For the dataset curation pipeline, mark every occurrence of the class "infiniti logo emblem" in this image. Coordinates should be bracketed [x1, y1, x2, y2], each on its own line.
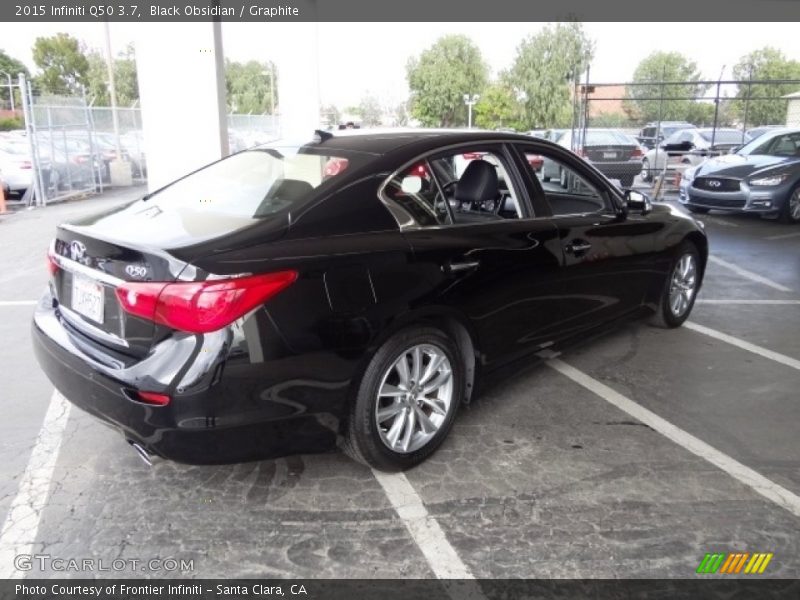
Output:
[708, 180, 722, 188]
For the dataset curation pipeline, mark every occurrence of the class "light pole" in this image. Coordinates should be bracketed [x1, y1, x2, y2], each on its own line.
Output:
[0, 71, 14, 112]
[463, 93, 479, 129]
[262, 64, 275, 115]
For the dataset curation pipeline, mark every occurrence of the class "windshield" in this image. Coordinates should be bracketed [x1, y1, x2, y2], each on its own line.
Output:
[147, 146, 356, 219]
[698, 130, 744, 145]
[737, 130, 800, 157]
[578, 130, 635, 146]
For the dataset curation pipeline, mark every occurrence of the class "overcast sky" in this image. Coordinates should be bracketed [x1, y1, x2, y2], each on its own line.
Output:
[1, 22, 798, 107]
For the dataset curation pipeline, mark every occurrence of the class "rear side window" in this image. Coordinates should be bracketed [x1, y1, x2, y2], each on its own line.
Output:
[148, 147, 355, 219]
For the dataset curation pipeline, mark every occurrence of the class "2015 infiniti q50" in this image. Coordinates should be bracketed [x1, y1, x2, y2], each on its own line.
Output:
[32, 130, 707, 470]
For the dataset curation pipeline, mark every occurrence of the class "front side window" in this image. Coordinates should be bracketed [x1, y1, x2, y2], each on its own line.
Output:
[383, 148, 523, 227]
[518, 145, 608, 216]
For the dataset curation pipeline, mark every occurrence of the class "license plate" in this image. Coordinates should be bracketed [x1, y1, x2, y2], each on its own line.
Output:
[71, 274, 104, 324]
[603, 152, 617, 159]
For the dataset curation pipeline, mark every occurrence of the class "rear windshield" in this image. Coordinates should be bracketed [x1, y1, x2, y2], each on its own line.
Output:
[579, 130, 634, 146]
[147, 147, 356, 218]
[698, 130, 743, 144]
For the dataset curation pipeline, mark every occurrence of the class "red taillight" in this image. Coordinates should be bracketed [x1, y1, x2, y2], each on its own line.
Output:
[136, 391, 171, 406]
[47, 248, 60, 276]
[115, 271, 298, 334]
[630, 147, 644, 158]
[72, 155, 88, 164]
[19, 161, 32, 169]
[462, 152, 484, 160]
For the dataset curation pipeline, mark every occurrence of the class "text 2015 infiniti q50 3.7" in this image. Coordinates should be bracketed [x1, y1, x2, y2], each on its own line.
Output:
[32, 130, 707, 470]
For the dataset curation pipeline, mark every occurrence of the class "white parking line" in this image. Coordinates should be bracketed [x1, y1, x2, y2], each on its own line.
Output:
[548, 359, 800, 519]
[685, 321, 800, 372]
[696, 299, 800, 305]
[372, 469, 476, 580]
[707, 255, 793, 293]
[766, 231, 800, 241]
[0, 391, 71, 579]
[0, 301, 36, 307]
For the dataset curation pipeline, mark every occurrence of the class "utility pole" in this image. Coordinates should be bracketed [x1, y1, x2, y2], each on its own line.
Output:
[104, 21, 131, 186]
[463, 94, 479, 129]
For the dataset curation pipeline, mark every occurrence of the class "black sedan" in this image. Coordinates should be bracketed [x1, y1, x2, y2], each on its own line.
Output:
[32, 130, 707, 470]
[680, 128, 800, 223]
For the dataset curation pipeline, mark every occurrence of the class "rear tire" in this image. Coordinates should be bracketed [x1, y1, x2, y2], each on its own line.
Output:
[650, 240, 700, 329]
[343, 326, 463, 471]
[641, 159, 651, 183]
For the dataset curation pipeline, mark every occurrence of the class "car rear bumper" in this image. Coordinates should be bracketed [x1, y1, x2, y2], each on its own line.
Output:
[591, 160, 642, 180]
[31, 291, 348, 464]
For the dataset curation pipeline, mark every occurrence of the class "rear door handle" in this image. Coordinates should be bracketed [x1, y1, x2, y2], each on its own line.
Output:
[565, 242, 592, 254]
[444, 260, 480, 274]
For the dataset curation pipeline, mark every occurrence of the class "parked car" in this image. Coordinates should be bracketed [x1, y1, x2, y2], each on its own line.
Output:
[544, 128, 644, 187]
[679, 128, 800, 223]
[641, 128, 749, 182]
[638, 121, 695, 150]
[0, 140, 54, 197]
[33, 129, 707, 470]
[120, 130, 147, 178]
[745, 125, 784, 142]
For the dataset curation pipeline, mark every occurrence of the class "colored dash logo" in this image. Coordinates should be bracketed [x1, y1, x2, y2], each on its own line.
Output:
[696, 552, 773, 574]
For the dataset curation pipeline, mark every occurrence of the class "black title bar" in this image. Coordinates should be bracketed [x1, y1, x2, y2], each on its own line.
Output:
[3, 0, 800, 22]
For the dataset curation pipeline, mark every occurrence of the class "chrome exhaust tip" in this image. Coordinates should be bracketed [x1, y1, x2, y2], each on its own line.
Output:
[128, 440, 154, 467]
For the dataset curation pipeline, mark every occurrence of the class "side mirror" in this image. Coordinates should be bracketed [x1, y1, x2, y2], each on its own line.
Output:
[624, 189, 652, 215]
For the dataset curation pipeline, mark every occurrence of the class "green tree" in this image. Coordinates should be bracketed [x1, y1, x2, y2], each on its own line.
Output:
[85, 44, 139, 106]
[225, 60, 278, 114]
[474, 81, 525, 131]
[623, 52, 709, 123]
[0, 49, 30, 109]
[357, 94, 383, 126]
[508, 22, 594, 129]
[733, 47, 800, 126]
[321, 104, 341, 128]
[406, 34, 488, 127]
[32, 33, 90, 95]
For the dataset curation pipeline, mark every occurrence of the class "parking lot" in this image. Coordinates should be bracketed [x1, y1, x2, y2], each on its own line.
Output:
[1, 187, 799, 580]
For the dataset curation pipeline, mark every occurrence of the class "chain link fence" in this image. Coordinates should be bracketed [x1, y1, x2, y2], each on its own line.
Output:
[1, 76, 281, 207]
[571, 77, 800, 197]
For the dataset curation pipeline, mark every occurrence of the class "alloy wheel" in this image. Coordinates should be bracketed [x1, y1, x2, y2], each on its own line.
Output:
[789, 188, 800, 222]
[375, 343, 453, 454]
[669, 253, 698, 318]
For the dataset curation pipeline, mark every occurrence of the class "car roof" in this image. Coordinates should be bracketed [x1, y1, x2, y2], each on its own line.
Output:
[259, 128, 558, 157]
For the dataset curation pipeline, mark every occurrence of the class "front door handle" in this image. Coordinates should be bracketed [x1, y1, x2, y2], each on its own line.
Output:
[565, 242, 592, 254]
[444, 259, 480, 274]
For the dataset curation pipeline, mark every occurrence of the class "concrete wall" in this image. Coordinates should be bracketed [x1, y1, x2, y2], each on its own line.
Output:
[135, 23, 228, 191]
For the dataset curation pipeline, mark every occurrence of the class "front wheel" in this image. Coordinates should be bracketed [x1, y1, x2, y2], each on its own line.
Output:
[650, 241, 700, 328]
[344, 327, 463, 471]
[641, 159, 651, 183]
[780, 186, 800, 224]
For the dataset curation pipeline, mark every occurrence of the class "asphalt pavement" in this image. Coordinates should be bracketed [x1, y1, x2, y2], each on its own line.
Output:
[0, 187, 798, 580]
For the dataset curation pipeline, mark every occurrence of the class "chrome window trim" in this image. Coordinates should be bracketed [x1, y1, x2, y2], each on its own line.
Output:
[52, 253, 125, 287]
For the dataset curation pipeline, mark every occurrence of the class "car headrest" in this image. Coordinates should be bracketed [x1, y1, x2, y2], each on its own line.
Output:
[266, 178, 314, 202]
[455, 159, 498, 204]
